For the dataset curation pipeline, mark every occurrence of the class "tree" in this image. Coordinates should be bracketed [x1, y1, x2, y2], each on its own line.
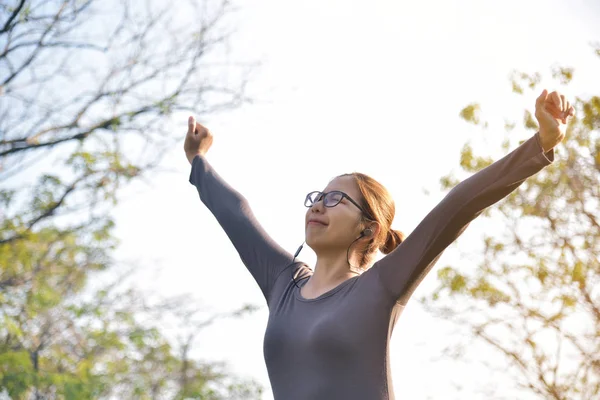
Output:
[0, 0, 260, 398]
[422, 46, 600, 400]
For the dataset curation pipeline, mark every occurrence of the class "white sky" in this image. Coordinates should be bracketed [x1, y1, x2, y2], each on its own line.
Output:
[109, 0, 600, 398]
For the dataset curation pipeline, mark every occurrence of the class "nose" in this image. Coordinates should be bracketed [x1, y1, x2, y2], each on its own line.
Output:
[309, 198, 324, 213]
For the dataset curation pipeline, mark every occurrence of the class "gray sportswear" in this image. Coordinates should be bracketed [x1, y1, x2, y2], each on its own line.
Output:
[189, 132, 554, 400]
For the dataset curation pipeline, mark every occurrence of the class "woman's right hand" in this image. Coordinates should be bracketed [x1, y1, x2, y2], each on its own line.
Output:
[184, 116, 213, 165]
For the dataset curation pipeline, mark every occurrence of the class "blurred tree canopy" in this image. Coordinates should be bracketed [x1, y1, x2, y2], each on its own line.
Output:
[0, 0, 260, 398]
[423, 46, 600, 399]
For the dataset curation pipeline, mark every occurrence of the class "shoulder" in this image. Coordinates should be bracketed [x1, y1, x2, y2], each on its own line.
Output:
[292, 262, 313, 282]
[272, 261, 312, 287]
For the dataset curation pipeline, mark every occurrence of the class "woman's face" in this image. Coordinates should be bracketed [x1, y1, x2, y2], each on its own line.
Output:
[305, 176, 364, 252]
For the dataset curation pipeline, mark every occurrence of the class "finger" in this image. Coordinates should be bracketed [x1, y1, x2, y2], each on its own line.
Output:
[560, 94, 567, 113]
[536, 89, 549, 109]
[188, 116, 196, 136]
[195, 122, 205, 136]
[565, 101, 574, 117]
[546, 108, 563, 123]
[551, 91, 562, 110]
[544, 102, 562, 118]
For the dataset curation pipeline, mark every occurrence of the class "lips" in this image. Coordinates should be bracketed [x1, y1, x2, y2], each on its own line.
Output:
[307, 219, 328, 226]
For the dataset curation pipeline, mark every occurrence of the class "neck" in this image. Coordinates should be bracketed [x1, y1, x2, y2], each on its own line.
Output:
[309, 247, 362, 289]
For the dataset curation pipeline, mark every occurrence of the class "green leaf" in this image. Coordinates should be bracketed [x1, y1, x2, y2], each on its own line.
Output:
[536, 262, 549, 284]
[559, 295, 577, 309]
[426, 55, 600, 400]
[459, 142, 494, 172]
[450, 274, 467, 292]
[439, 174, 460, 190]
[523, 110, 539, 130]
[509, 70, 541, 94]
[459, 103, 481, 125]
[551, 65, 574, 85]
[4, 316, 23, 338]
[571, 261, 586, 285]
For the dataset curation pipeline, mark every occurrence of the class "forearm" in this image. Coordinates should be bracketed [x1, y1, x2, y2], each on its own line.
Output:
[375, 132, 554, 304]
[188, 154, 292, 299]
[189, 154, 247, 219]
[445, 132, 553, 215]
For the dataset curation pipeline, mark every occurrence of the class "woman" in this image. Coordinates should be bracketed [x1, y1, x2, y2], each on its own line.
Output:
[184, 90, 574, 400]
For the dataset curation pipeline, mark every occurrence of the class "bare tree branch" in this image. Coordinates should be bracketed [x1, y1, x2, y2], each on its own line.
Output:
[0, 0, 26, 34]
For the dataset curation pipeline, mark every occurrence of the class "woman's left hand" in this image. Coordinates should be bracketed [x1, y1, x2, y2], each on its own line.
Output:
[535, 89, 576, 152]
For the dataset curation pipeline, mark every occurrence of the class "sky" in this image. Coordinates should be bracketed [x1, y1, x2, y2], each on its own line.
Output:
[107, 0, 600, 398]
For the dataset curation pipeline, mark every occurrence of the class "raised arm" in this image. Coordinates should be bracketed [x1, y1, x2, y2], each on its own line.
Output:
[373, 90, 575, 305]
[184, 117, 292, 303]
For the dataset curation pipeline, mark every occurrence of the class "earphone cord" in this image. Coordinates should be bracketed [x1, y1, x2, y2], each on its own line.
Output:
[291, 243, 306, 289]
[346, 235, 365, 275]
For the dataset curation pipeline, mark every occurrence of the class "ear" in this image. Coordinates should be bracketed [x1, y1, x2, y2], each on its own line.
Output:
[370, 222, 381, 238]
[362, 221, 381, 239]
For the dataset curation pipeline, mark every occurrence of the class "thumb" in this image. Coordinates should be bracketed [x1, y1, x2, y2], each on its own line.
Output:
[535, 89, 548, 109]
[188, 116, 196, 135]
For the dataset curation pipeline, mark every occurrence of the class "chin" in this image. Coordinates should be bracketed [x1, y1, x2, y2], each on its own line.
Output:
[305, 232, 331, 253]
[305, 232, 320, 249]
[305, 233, 316, 249]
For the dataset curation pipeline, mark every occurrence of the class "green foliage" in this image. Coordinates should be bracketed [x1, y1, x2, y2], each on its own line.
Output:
[0, 226, 261, 398]
[459, 103, 481, 125]
[437, 266, 468, 293]
[426, 50, 600, 400]
[0, 351, 34, 397]
[0, 0, 260, 398]
[458, 142, 494, 173]
[510, 70, 541, 94]
[581, 95, 600, 131]
[523, 109, 539, 131]
[551, 65, 574, 85]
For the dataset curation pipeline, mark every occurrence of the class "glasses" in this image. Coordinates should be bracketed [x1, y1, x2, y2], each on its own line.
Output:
[304, 191, 369, 216]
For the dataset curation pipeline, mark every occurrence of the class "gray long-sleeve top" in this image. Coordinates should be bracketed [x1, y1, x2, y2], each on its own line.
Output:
[189, 132, 554, 400]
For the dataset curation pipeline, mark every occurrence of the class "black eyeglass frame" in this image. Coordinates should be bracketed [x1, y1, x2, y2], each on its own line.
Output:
[304, 190, 372, 218]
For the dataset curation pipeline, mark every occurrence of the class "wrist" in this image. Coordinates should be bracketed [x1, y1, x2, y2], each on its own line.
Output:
[187, 152, 202, 165]
[538, 129, 557, 153]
